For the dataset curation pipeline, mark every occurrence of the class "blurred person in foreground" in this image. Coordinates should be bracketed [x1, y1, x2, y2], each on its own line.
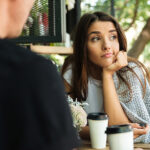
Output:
[0, 0, 80, 150]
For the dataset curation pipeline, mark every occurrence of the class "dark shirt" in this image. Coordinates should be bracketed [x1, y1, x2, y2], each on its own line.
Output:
[0, 39, 80, 150]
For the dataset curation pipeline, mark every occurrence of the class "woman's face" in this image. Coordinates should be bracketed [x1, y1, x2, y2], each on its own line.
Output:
[87, 21, 120, 68]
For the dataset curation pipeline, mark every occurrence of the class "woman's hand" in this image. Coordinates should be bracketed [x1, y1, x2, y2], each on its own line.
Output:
[103, 51, 128, 75]
[129, 123, 149, 139]
[79, 126, 90, 140]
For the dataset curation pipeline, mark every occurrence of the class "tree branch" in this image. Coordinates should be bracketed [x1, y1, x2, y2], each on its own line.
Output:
[124, 0, 139, 31]
[117, 0, 129, 20]
[128, 17, 150, 58]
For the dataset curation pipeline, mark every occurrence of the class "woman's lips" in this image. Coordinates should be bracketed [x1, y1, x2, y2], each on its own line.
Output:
[102, 53, 113, 58]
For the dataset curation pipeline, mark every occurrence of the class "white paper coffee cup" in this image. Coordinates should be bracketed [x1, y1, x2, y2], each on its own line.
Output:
[87, 112, 108, 149]
[106, 124, 133, 150]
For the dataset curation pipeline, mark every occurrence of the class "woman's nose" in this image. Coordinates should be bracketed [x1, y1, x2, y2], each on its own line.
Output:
[102, 39, 111, 51]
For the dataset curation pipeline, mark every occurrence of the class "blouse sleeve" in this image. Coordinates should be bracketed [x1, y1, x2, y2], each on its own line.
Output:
[115, 62, 150, 143]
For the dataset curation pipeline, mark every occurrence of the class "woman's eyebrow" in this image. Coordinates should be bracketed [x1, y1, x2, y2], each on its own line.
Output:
[88, 31, 100, 36]
[109, 29, 117, 33]
[88, 29, 117, 36]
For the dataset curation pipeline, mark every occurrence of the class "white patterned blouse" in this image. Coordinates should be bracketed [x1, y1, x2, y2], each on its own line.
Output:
[63, 62, 150, 143]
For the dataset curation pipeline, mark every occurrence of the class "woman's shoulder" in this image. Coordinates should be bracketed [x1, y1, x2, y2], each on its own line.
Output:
[61, 55, 73, 75]
[63, 64, 73, 84]
[122, 61, 146, 82]
[126, 61, 143, 74]
[64, 64, 72, 73]
[128, 61, 140, 68]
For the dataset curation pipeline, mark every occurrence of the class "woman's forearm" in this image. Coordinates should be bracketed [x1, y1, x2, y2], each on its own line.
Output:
[103, 71, 130, 125]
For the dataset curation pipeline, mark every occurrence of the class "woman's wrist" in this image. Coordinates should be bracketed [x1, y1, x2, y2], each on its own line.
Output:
[102, 69, 114, 78]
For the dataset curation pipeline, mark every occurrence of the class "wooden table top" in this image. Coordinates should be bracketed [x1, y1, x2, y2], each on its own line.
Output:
[79, 140, 150, 150]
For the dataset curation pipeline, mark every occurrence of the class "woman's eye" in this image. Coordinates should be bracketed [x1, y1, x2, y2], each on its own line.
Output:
[91, 37, 100, 42]
[110, 35, 117, 40]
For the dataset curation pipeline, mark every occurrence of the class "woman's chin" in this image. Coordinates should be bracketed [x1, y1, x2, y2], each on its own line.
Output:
[100, 61, 114, 68]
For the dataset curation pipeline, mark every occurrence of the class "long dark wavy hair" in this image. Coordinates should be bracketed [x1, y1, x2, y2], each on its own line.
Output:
[61, 11, 150, 102]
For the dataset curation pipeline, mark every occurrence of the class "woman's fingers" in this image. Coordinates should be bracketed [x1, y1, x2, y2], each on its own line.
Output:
[105, 51, 128, 74]
[116, 51, 128, 67]
[133, 126, 149, 135]
[132, 124, 149, 139]
[129, 123, 142, 129]
[133, 128, 147, 139]
[128, 123, 149, 139]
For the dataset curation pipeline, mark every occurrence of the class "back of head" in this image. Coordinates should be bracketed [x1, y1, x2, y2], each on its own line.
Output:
[0, 0, 35, 38]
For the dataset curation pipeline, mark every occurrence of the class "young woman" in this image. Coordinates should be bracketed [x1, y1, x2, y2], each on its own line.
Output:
[61, 12, 150, 143]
